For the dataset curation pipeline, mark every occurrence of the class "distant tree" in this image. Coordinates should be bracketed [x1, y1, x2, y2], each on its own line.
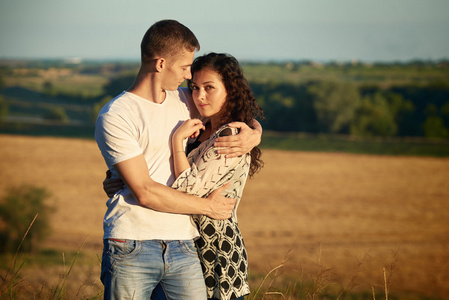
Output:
[441, 101, 449, 128]
[103, 75, 135, 97]
[262, 92, 295, 131]
[43, 107, 69, 123]
[308, 81, 360, 134]
[252, 82, 315, 132]
[0, 185, 53, 253]
[0, 96, 8, 124]
[42, 80, 54, 95]
[350, 93, 397, 137]
[383, 92, 415, 136]
[423, 104, 449, 138]
[385, 92, 414, 118]
[442, 101, 449, 115]
[0, 76, 5, 90]
[389, 83, 449, 136]
[423, 116, 449, 138]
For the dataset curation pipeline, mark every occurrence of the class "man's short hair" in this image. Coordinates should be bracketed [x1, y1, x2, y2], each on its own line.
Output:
[141, 20, 200, 64]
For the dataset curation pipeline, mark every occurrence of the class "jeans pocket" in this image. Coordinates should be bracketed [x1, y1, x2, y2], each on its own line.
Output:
[106, 239, 142, 260]
[178, 240, 199, 257]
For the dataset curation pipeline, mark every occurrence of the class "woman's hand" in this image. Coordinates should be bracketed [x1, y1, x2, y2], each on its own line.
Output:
[172, 119, 205, 178]
[103, 170, 125, 198]
[173, 119, 205, 143]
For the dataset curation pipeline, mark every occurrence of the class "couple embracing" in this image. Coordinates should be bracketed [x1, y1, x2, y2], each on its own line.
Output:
[95, 19, 263, 300]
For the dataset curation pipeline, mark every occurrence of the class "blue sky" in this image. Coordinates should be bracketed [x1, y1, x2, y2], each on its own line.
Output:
[1, 0, 448, 62]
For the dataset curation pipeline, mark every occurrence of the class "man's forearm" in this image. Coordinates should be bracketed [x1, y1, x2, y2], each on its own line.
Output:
[252, 119, 263, 136]
[114, 155, 208, 215]
[114, 154, 234, 219]
[214, 121, 262, 157]
[134, 179, 209, 215]
[133, 179, 234, 220]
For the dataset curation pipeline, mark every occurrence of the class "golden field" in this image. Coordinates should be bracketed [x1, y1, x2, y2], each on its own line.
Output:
[0, 134, 448, 299]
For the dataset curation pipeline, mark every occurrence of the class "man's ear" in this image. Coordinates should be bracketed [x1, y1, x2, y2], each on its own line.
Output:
[155, 58, 166, 72]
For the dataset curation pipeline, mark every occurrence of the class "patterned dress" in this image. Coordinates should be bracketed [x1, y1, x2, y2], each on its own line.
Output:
[172, 125, 251, 299]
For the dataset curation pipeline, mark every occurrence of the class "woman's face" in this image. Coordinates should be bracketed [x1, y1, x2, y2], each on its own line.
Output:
[191, 68, 227, 119]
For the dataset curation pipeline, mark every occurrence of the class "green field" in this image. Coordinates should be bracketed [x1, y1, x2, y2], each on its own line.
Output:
[261, 131, 449, 157]
[1, 59, 449, 156]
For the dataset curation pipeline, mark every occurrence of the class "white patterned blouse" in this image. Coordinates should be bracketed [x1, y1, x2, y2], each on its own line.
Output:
[172, 124, 251, 299]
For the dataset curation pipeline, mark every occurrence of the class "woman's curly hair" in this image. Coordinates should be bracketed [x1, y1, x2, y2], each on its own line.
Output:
[189, 52, 264, 177]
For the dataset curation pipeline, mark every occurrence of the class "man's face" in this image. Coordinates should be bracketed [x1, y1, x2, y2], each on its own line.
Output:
[162, 50, 195, 91]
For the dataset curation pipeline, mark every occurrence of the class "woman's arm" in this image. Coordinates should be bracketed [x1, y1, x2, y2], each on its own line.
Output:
[171, 119, 205, 178]
[172, 126, 248, 198]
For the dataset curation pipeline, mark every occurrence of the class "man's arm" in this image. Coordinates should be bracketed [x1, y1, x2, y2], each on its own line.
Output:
[114, 154, 235, 220]
[214, 120, 262, 158]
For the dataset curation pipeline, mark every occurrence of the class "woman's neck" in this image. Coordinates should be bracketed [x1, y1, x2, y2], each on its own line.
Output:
[198, 122, 217, 142]
[209, 115, 223, 133]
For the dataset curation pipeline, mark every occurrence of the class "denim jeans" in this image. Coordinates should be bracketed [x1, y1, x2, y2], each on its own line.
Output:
[101, 239, 206, 300]
[152, 283, 246, 300]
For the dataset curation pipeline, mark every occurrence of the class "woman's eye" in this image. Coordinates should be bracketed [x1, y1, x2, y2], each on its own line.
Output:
[205, 85, 214, 90]
[191, 85, 198, 90]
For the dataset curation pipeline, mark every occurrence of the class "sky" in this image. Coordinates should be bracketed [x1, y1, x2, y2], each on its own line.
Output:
[1, 0, 449, 63]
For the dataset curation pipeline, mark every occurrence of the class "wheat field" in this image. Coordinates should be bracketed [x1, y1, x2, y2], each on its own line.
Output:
[1, 134, 448, 299]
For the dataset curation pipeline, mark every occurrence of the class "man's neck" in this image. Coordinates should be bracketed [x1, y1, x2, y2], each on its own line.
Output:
[127, 69, 166, 104]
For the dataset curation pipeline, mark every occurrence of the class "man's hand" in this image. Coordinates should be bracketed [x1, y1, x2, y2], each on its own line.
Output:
[103, 170, 125, 198]
[206, 183, 236, 220]
[214, 121, 262, 158]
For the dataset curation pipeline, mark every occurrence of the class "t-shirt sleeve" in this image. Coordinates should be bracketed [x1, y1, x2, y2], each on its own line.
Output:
[95, 112, 143, 166]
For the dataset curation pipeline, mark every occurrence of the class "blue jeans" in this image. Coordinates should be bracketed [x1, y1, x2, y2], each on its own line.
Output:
[101, 239, 206, 300]
[152, 283, 246, 300]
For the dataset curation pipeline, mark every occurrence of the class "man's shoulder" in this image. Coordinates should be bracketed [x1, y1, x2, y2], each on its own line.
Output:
[99, 91, 126, 110]
[100, 92, 144, 114]
[97, 92, 140, 127]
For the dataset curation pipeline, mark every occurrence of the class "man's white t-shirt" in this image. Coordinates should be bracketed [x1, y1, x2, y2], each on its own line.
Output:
[95, 88, 199, 240]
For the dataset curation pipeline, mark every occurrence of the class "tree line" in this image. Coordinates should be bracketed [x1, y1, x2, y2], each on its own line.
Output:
[2, 64, 448, 140]
[251, 80, 449, 138]
[102, 75, 449, 138]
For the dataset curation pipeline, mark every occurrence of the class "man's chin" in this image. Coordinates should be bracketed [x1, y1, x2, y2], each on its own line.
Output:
[164, 86, 180, 91]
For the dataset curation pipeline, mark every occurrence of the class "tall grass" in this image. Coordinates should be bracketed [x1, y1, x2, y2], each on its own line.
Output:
[49, 238, 90, 299]
[0, 214, 37, 297]
[247, 247, 400, 300]
[0, 214, 102, 299]
[0, 223, 427, 299]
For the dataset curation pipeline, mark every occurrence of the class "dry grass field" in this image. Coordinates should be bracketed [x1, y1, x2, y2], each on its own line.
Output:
[0, 134, 448, 299]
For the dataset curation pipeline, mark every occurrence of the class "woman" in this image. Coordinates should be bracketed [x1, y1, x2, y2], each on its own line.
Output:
[104, 53, 263, 299]
[169, 52, 263, 299]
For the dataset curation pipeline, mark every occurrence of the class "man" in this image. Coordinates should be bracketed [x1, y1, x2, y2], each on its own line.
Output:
[95, 20, 262, 299]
